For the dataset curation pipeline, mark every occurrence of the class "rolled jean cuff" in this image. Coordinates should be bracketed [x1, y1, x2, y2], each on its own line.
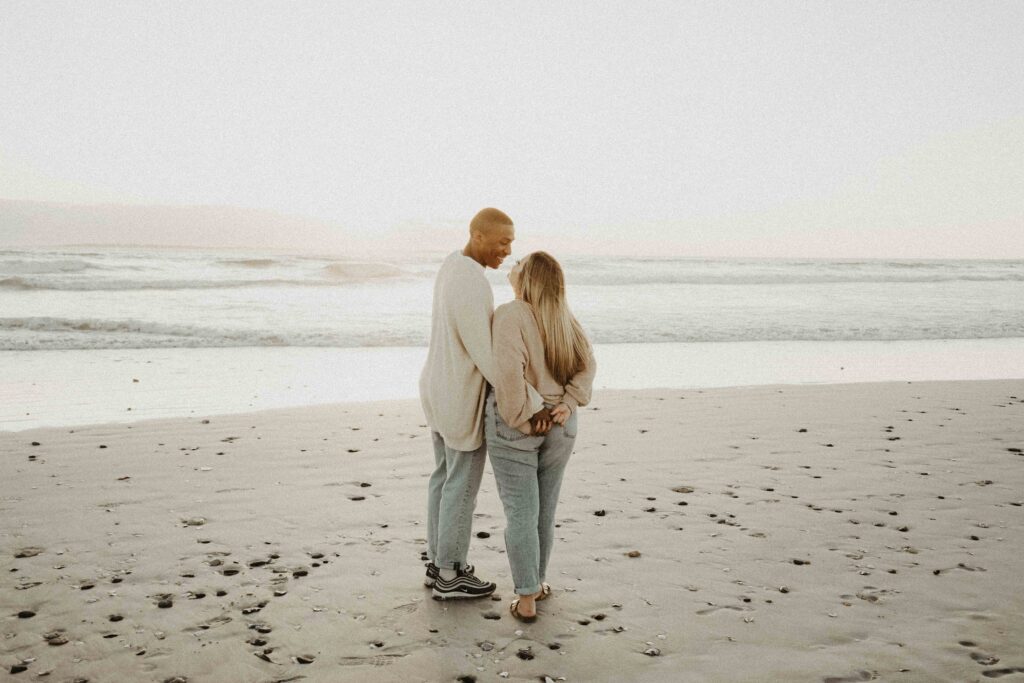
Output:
[516, 583, 542, 596]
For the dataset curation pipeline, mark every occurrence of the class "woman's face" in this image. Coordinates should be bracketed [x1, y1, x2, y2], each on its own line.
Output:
[508, 260, 525, 299]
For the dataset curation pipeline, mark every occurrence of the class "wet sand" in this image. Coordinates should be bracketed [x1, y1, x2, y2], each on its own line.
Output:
[2, 380, 1023, 682]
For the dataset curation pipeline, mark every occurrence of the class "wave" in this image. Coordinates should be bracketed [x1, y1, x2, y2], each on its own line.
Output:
[0, 317, 424, 349]
[220, 258, 280, 268]
[0, 276, 356, 291]
[0, 259, 97, 275]
[323, 262, 411, 280]
[2, 316, 1022, 351]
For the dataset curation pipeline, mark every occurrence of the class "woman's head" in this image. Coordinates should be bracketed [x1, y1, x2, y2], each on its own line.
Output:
[509, 251, 565, 306]
[511, 251, 589, 386]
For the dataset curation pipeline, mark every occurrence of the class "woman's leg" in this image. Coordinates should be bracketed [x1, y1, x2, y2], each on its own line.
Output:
[536, 422, 575, 585]
[489, 445, 542, 597]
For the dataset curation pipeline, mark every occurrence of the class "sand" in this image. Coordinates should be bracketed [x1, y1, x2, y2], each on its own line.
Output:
[2, 380, 1023, 682]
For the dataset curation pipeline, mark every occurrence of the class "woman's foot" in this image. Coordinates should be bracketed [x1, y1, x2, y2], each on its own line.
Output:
[510, 596, 537, 622]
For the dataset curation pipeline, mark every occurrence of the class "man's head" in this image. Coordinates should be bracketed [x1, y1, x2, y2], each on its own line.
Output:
[465, 207, 514, 269]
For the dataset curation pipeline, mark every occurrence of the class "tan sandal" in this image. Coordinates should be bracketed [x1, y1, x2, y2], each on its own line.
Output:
[534, 583, 552, 602]
[509, 598, 537, 623]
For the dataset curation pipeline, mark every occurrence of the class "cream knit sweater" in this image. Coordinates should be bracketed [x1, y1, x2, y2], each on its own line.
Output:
[492, 300, 596, 434]
[419, 251, 543, 451]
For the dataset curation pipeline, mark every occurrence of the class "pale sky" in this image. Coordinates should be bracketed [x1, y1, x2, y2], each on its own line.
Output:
[1, 2, 1022, 257]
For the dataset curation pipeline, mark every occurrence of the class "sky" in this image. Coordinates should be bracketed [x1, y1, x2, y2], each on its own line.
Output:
[1, 2, 1022, 258]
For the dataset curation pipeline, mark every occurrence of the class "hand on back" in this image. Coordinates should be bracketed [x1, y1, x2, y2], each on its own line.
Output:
[529, 407, 553, 435]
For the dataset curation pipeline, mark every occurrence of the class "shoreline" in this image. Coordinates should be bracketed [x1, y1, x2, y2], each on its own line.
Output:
[2, 381, 1022, 682]
[4, 338, 1024, 432]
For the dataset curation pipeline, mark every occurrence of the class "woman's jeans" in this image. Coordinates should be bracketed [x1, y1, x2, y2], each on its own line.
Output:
[485, 389, 578, 596]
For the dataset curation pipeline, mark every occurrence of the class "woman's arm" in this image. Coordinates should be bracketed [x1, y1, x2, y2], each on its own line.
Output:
[561, 340, 597, 411]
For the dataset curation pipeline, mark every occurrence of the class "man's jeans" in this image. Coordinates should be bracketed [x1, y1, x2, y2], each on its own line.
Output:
[427, 431, 486, 570]
[485, 389, 577, 596]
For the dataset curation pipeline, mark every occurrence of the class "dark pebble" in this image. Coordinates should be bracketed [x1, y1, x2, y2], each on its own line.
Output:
[594, 510, 606, 517]
[158, 599, 173, 608]
[516, 647, 534, 661]
[476, 531, 490, 539]
[109, 614, 123, 622]
[17, 610, 35, 618]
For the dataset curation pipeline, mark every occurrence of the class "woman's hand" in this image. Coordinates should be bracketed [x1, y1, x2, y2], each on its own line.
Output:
[550, 403, 571, 426]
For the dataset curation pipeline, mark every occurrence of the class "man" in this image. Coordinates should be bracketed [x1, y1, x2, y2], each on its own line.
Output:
[420, 207, 552, 599]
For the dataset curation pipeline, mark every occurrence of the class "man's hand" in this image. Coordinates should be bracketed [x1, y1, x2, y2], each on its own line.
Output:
[529, 407, 553, 435]
[550, 403, 571, 425]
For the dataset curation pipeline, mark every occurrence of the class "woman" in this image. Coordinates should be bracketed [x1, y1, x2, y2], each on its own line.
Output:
[486, 251, 596, 623]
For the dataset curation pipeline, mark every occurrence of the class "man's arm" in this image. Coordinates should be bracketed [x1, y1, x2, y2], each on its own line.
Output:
[452, 274, 498, 385]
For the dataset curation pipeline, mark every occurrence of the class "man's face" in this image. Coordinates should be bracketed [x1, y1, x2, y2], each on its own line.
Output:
[478, 224, 515, 269]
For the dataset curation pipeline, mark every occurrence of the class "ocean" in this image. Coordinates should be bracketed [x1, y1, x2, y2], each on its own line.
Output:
[2, 247, 1023, 430]
[3, 247, 1024, 350]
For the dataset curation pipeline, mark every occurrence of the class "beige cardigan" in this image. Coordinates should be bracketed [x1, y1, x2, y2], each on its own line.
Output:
[492, 299, 597, 434]
[419, 252, 543, 451]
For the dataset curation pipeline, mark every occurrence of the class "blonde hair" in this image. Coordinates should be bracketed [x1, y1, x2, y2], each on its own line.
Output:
[518, 252, 589, 385]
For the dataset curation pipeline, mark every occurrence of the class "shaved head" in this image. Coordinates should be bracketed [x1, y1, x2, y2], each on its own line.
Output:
[470, 207, 513, 235]
[464, 207, 515, 269]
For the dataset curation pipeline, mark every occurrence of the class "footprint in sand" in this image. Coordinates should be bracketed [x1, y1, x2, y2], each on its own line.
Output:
[696, 604, 748, 616]
[983, 669, 1024, 678]
[823, 671, 874, 683]
[338, 654, 405, 667]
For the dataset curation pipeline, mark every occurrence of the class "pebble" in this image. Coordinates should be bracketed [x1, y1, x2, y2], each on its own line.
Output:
[643, 647, 662, 656]
[626, 550, 641, 558]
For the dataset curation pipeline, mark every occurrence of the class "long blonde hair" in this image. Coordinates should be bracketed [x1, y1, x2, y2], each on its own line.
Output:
[518, 252, 589, 385]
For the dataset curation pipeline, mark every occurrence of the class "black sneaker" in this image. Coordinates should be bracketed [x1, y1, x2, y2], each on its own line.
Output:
[431, 563, 495, 600]
[424, 561, 474, 588]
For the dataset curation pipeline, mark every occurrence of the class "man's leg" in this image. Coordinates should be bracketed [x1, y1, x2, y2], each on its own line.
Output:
[434, 436, 486, 570]
[426, 432, 449, 564]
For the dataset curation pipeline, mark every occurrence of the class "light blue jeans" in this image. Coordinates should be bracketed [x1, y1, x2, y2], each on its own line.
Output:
[485, 388, 577, 596]
[427, 431, 486, 570]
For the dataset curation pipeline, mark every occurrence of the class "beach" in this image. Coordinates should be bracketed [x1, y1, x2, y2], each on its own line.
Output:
[3, 379, 1023, 682]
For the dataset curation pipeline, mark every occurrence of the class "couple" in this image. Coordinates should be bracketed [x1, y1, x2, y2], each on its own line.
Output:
[419, 207, 596, 623]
